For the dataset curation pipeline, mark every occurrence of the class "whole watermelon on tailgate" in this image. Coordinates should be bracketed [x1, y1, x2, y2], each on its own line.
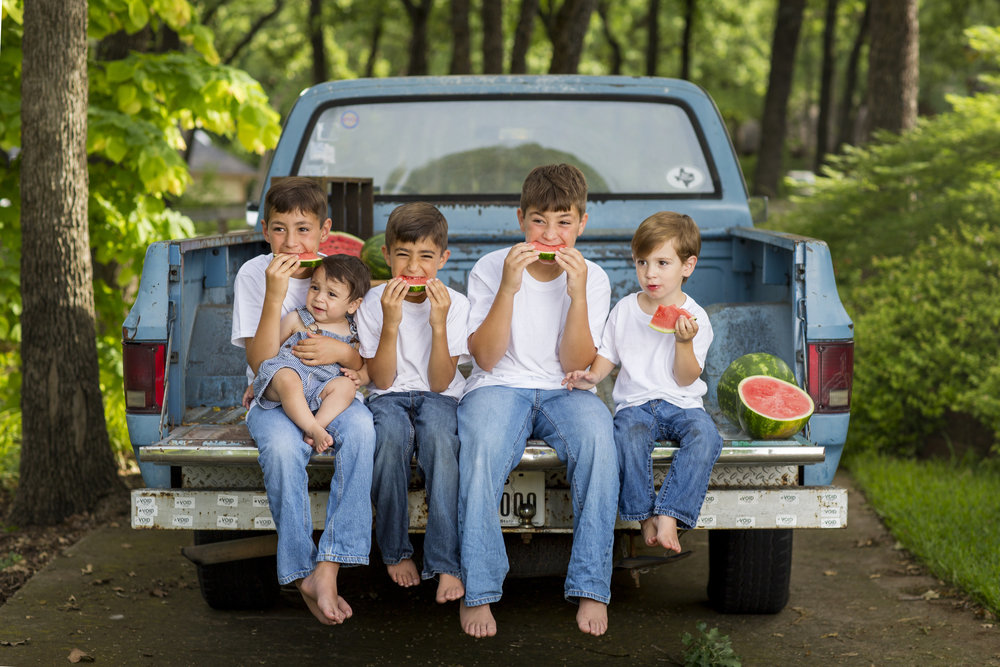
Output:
[361, 233, 392, 280]
[717, 352, 797, 427]
[319, 231, 364, 257]
[737, 375, 814, 439]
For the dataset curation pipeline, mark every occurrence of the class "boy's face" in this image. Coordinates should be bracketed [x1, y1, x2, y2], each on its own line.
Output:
[516, 205, 588, 250]
[262, 208, 332, 277]
[634, 238, 697, 304]
[382, 237, 449, 285]
[306, 267, 362, 324]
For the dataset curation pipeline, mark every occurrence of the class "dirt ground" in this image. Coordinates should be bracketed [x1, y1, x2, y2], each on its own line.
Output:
[1, 472, 998, 666]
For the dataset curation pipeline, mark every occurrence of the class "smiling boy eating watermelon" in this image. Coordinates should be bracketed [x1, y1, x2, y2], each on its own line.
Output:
[563, 211, 722, 556]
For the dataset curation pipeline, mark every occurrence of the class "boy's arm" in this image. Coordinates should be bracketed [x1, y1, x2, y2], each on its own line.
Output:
[245, 253, 300, 374]
[563, 354, 616, 391]
[468, 244, 536, 371]
[557, 249, 601, 372]
[366, 278, 407, 389]
[293, 335, 363, 370]
[672, 317, 703, 386]
[426, 279, 459, 393]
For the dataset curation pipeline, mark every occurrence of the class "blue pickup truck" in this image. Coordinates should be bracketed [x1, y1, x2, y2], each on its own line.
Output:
[123, 75, 853, 615]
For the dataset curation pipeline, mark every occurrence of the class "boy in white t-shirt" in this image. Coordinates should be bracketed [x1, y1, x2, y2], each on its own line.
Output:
[231, 177, 374, 626]
[457, 164, 618, 639]
[564, 211, 723, 555]
[355, 202, 469, 606]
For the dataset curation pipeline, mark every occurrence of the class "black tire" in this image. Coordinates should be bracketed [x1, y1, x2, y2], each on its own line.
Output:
[707, 529, 792, 614]
[193, 530, 281, 610]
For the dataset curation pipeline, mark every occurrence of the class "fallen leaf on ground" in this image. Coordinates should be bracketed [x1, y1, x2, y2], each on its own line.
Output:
[80, 564, 93, 576]
[1, 638, 29, 647]
[68, 648, 94, 663]
[823, 570, 837, 576]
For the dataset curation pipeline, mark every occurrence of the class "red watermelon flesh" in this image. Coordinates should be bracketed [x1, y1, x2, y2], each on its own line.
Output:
[648, 304, 696, 334]
[531, 241, 566, 260]
[319, 231, 364, 257]
[737, 375, 815, 439]
[297, 252, 323, 268]
[401, 275, 428, 292]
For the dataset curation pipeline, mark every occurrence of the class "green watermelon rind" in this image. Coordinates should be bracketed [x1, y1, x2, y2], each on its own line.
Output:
[716, 353, 796, 426]
[298, 253, 323, 268]
[361, 233, 392, 280]
[736, 375, 814, 439]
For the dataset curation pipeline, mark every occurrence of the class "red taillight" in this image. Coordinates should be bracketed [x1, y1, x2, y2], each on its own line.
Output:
[123, 343, 165, 413]
[807, 341, 853, 413]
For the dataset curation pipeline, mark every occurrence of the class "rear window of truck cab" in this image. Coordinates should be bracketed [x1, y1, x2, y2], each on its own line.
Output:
[296, 98, 717, 198]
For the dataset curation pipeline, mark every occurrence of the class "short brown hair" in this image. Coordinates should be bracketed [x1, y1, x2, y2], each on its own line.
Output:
[384, 202, 449, 252]
[263, 177, 327, 225]
[632, 212, 701, 281]
[317, 254, 371, 302]
[519, 164, 588, 216]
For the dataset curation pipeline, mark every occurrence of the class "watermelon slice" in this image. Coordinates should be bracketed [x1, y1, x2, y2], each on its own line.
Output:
[401, 275, 428, 292]
[737, 375, 815, 439]
[319, 231, 364, 257]
[297, 252, 323, 268]
[531, 241, 566, 260]
[648, 304, 696, 334]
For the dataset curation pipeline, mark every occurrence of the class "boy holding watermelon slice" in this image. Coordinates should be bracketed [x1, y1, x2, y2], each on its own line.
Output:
[564, 211, 723, 555]
[457, 164, 618, 639]
[355, 202, 470, 606]
[231, 177, 375, 626]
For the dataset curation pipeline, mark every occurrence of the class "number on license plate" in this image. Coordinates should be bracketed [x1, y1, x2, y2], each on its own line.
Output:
[499, 471, 545, 527]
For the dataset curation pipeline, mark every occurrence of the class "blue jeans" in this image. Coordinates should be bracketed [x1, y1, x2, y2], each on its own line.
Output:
[367, 391, 461, 579]
[614, 400, 723, 530]
[246, 398, 375, 585]
[457, 386, 618, 606]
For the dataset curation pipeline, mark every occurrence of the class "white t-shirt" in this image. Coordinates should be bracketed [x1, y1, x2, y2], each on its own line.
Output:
[464, 247, 611, 393]
[356, 283, 470, 400]
[599, 292, 713, 413]
[231, 253, 312, 382]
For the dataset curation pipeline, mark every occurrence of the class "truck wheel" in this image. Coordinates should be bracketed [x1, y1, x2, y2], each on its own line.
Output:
[707, 529, 792, 614]
[193, 530, 281, 610]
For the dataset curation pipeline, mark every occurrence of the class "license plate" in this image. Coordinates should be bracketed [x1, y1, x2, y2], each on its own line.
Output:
[499, 471, 545, 527]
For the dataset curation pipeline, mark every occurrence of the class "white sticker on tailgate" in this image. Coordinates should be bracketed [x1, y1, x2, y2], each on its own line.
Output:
[499, 471, 545, 527]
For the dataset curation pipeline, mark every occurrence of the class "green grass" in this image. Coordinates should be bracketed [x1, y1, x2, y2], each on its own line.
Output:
[849, 453, 1000, 614]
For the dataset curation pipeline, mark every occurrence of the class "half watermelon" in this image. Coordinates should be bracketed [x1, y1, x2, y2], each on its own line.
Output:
[648, 304, 696, 334]
[716, 352, 797, 427]
[736, 375, 814, 439]
[531, 241, 566, 260]
[319, 231, 364, 257]
[297, 252, 323, 268]
[401, 275, 428, 292]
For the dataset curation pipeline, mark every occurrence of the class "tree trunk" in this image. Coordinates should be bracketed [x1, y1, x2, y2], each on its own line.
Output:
[401, 0, 434, 76]
[814, 0, 839, 171]
[679, 0, 695, 80]
[598, 0, 622, 75]
[752, 0, 805, 198]
[834, 0, 869, 152]
[543, 0, 598, 74]
[224, 0, 287, 66]
[309, 0, 328, 84]
[864, 0, 918, 139]
[481, 0, 503, 73]
[365, 3, 386, 78]
[450, 0, 472, 74]
[13, 0, 122, 526]
[510, 0, 539, 74]
[645, 0, 660, 76]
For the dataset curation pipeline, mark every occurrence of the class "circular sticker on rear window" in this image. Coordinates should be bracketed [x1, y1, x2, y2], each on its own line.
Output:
[341, 110, 359, 129]
[666, 166, 705, 190]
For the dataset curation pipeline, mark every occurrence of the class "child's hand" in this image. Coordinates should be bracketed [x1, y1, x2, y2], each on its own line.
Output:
[241, 383, 254, 409]
[500, 243, 539, 296]
[425, 278, 451, 329]
[562, 369, 598, 391]
[674, 315, 698, 343]
[293, 334, 348, 366]
[380, 277, 408, 327]
[340, 366, 367, 389]
[554, 246, 588, 300]
[263, 253, 301, 300]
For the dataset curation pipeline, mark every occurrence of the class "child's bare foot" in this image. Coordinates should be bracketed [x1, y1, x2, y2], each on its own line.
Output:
[653, 514, 682, 553]
[387, 559, 420, 587]
[459, 600, 497, 638]
[435, 573, 465, 603]
[300, 561, 352, 624]
[576, 598, 609, 636]
[640, 516, 658, 546]
[303, 424, 334, 454]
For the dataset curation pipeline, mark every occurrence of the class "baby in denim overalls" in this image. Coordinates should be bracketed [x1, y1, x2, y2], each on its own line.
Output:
[253, 254, 371, 452]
